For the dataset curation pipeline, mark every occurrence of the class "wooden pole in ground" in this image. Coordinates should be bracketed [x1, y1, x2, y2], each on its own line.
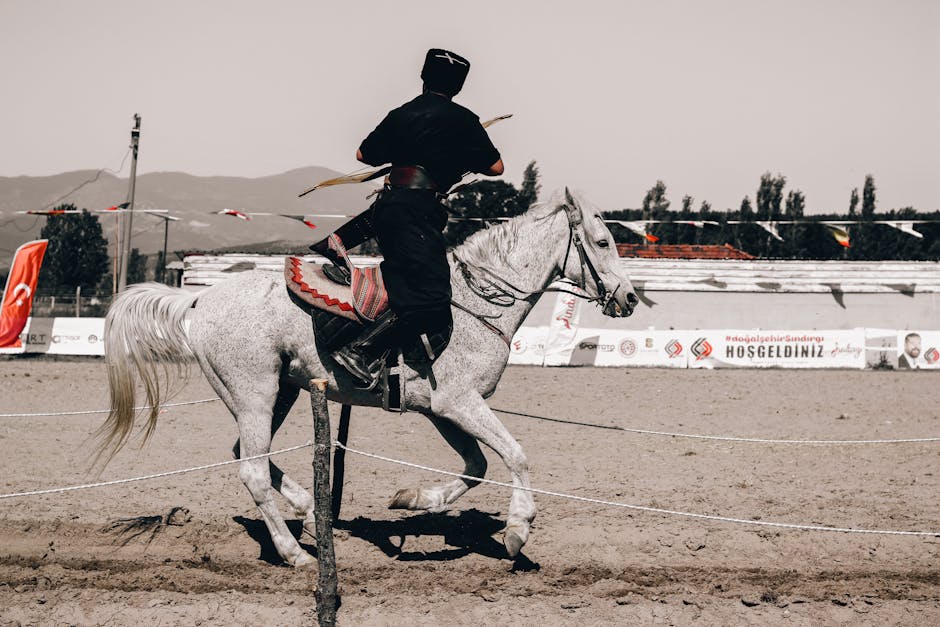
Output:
[331, 404, 352, 521]
[309, 378, 339, 626]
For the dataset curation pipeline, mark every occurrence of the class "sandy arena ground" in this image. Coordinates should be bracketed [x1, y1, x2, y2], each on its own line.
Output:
[0, 359, 938, 625]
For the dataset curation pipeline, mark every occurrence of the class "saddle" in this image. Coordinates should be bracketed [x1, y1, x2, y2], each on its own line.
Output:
[285, 234, 449, 411]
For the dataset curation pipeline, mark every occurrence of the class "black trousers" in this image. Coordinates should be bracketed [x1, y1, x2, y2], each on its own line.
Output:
[372, 188, 453, 339]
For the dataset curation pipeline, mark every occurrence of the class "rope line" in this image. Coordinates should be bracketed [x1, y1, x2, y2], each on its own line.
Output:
[0, 398, 221, 418]
[0, 442, 313, 500]
[3, 397, 938, 444]
[335, 442, 940, 537]
[492, 408, 940, 444]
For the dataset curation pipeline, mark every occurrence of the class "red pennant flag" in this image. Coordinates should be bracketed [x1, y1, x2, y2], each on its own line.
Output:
[0, 240, 48, 348]
[280, 215, 318, 229]
[219, 209, 251, 221]
[823, 223, 851, 248]
[645, 233, 660, 243]
[103, 201, 131, 212]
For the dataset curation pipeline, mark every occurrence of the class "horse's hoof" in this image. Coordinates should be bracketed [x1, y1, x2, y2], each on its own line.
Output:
[388, 488, 419, 510]
[504, 527, 527, 558]
[293, 552, 317, 569]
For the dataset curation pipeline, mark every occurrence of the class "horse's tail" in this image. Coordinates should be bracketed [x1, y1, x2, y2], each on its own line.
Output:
[95, 282, 200, 466]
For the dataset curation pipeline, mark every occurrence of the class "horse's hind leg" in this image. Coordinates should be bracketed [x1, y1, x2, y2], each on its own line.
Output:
[430, 389, 536, 558]
[389, 413, 487, 512]
[200, 354, 314, 568]
[266, 381, 317, 536]
[234, 381, 315, 532]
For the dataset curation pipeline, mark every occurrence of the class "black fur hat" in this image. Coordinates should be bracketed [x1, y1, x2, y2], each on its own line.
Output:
[420, 48, 470, 97]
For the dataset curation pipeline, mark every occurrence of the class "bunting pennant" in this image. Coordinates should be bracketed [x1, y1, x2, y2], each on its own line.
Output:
[280, 214, 318, 229]
[823, 223, 851, 248]
[0, 240, 48, 349]
[102, 202, 131, 212]
[677, 220, 719, 229]
[18, 209, 76, 215]
[614, 221, 659, 243]
[218, 209, 251, 221]
[885, 221, 924, 239]
[755, 221, 784, 242]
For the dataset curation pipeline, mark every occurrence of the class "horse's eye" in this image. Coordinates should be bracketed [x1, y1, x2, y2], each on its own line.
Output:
[597, 240, 610, 248]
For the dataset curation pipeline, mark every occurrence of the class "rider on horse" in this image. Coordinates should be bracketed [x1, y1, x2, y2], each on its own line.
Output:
[312, 48, 505, 387]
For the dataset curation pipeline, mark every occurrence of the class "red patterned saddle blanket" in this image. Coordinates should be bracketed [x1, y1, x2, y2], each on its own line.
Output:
[284, 235, 389, 323]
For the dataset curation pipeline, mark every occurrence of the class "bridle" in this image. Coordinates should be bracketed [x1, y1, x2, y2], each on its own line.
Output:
[452, 190, 624, 343]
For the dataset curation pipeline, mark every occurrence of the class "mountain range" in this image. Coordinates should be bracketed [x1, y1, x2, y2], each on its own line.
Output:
[0, 167, 376, 265]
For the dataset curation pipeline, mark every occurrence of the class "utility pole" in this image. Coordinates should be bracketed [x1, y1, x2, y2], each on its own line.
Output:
[146, 211, 179, 283]
[117, 114, 141, 293]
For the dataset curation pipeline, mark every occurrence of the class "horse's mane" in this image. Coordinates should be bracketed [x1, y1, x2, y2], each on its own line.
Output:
[454, 195, 563, 271]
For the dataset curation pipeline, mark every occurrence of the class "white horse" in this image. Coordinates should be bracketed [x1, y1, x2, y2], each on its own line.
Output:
[98, 189, 638, 567]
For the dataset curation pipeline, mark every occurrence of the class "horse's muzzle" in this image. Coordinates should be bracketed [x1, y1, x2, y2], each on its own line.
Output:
[603, 291, 638, 318]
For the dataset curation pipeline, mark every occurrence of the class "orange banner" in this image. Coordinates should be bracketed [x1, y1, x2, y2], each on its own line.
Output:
[0, 240, 49, 348]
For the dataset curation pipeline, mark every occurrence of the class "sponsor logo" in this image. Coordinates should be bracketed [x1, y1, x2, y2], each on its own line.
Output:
[926, 347, 940, 365]
[829, 342, 863, 357]
[553, 296, 577, 330]
[88, 334, 99, 344]
[25, 333, 47, 345]
[52, 334, 81, 344]
[619, 338, 637, 358]
[579, 342, 615, 352]
[511, 337, 528, 354]
[691, 337, 712, 360]
[644, 337, 654, 349]
[665, 339, 683, 358]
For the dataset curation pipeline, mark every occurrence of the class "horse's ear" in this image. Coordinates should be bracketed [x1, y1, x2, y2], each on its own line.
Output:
[563, 187, 583, 226]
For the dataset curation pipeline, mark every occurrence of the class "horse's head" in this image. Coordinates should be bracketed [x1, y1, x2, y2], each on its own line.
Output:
[558, 188, 638, 318]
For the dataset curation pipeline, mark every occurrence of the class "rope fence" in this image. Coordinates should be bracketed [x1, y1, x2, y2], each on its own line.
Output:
[0, 436, 936, 537]
[0, 398, 221, 418]
[334, 442, 940, 537]
[492, 407, 940, 444]
[0, 442, 312, 500]
[2, 396, 938, 445]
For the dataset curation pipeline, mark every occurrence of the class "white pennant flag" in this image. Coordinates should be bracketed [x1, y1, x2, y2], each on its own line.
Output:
[543, 291, 583, 366]
[614, 221, 659, 243]
[885, 221, 924, 238]
[755, 221, 784, 241]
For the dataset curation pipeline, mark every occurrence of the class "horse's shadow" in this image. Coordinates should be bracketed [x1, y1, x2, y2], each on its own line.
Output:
[233, 509, 539, 571]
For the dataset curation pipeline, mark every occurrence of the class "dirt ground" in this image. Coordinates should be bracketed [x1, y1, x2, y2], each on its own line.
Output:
[0, 359, 938, 626]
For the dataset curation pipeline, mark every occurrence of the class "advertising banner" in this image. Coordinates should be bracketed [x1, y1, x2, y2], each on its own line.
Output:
[1, 317, 106, 356]
[507, 326, 548, 366]
[542, 292, 583, 366]
[687, 329, 866, 369]
[896, 330, 940, 370]
[560, 328, 689, 367]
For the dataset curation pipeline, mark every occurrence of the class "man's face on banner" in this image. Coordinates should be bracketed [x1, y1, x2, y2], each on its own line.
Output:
[905, 334, 922, 359]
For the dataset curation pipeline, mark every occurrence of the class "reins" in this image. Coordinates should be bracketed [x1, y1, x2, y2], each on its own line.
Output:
[450, 192, 620, 343]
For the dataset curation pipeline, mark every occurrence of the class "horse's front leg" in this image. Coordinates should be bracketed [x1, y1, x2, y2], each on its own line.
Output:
[429, 389, 536, 558]
[389, 413, 487, 512]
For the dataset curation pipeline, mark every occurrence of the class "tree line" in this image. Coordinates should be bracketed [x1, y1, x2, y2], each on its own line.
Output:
[5, 166, 937, 294]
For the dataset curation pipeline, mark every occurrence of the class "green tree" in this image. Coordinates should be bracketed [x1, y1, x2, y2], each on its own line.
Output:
[784, 189, 806, 257]
[39, 204, 109, 292]
[848, 187, 859, 217]
[127, 248, 148, 285]
[642, 181, 670, 243]
[861, 174, 876, 220]
[445, 179, 529, 246]
[517, 160, 541, 210]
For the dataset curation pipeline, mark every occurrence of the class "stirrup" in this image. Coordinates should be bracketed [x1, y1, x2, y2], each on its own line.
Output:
[322, 262, 351, 286]
[332, 348, 385, 391]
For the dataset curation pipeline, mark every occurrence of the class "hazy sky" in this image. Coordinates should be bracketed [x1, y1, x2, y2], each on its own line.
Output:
[1, 0, 937, 214]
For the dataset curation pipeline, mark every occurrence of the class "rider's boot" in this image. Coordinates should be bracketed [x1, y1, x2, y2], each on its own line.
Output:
[331, 312, 401, 389]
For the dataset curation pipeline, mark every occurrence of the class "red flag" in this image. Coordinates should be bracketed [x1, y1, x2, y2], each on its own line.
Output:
[102, 201, 131, 212]
[219, 209, 251, 221]
[0, 240, 48, 348]
[645, 233, 660, 243]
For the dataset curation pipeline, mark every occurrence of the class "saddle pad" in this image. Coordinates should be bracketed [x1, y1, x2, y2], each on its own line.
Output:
[284, 256, 359, 321]
[285, 256, 391, 323]
[326, 234, 389, 323]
